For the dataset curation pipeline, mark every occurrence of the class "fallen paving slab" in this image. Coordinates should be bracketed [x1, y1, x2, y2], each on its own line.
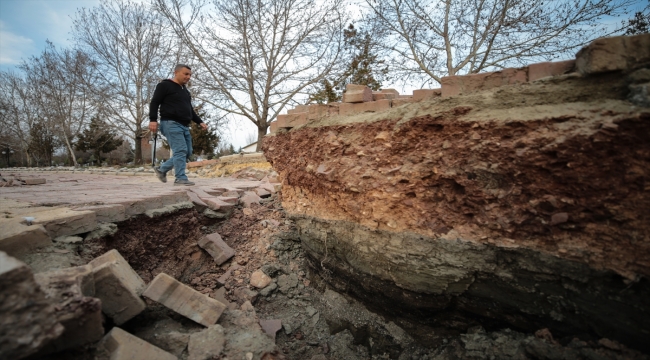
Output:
[90, 249, 147, 325]
[96, 327, 177, 360]
[197, 233, 235, 265]
[33, 264, 104, 356]
[28, 207, 97, 238]
[0, 251, 64, 360]
[143, 273, 227, 327]
[0, 220, 51, 257]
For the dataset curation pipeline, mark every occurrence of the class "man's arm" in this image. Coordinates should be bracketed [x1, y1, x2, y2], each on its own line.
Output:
[148, 82, 165, 132]
[191, 107, 208, 130]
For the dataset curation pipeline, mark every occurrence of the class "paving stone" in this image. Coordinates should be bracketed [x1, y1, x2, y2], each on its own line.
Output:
[97, 327, 177, 360]
[197, 233, 235, 265]
[413, 88, 442, 101]
[339, 99, 391, 116]
[23, 178, 46, 185]
[240, 191, 262, 208]
[201, 197, 233, 211]
[255, 188, 272, 198]
[441, 67, 528, 97]
[576, 34, 650, 75]
[187, 324, 225, 360]
[89, 249, 147, 325]
[0, 251, 64, 359]
[0, 220, 51, 257]
[259, 319, 282, 342]
[74, 204, 127, 222]
[528, 60, 576, 81]
[186, 191, 208, 211]
[33, 264, 104, 355]
[143, 273, 227, 327]
[342, 84, 373, 103]
[277, 112, 308, 128]
[29, 207, 97, 238]
[250, 270, 273, 289]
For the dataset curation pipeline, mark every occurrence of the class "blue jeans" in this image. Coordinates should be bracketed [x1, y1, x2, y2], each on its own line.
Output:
[159, 120, 192, 181]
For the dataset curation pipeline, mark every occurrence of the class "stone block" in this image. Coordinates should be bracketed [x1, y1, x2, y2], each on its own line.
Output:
[29, 208, 97, 238]
[97, 327, 177, 360]
[0, 251, 64, 359]
[74, 204, 127, 223]
[186, 191, 208, 212]
[202, 197, 233, 211]
[287, 104, 308, 114]
[0, 220, 51, 257]
[413, 88, 442, 101]
[306, 104, 338, 120]
[23, 178, 46, 185]
[255, 187, 271, 198]
[33, 265, 104, 355]
[270, 121, 279, 133]
[339, 99, 391, 116]
[391, 98, 415, 107]
[372, 92, 396, 101]
[576, 34, 650, 75]
[197, 233, 235, 265]
[188, 325, 225, 360]
[143, 273, 227, 327]
[276, 112, 308, 128]
[342, 84, 373, 103]
[528, 60, 576, 81]
[381, 88, 400, 95]
[90, 249, 147, 325]
[441, 67, 528, 97]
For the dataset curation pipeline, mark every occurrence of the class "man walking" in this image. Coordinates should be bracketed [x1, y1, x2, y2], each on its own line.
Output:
[149, 64, 207, 186]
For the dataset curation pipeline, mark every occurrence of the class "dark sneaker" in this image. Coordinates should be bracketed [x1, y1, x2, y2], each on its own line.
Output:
[174, 179, 195, 186]
[153, 167, 167, 183]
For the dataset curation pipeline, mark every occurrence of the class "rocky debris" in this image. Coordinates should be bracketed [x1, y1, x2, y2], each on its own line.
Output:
[250, 270, 273, 289]
[187, 324, 225, 360]
[145, 202, 194, 218]
[259, 319, 282, 341]
[33, 264, 104, 355]
[0, 251, 63, 359]
[89, 249, 147, 325]
[0, 220, 51, 257]
[96, 327, 177, 360]
[219, 303, 278, 360]
[240, 191, 262, 207]
[197, 232, 235, 265]
[143, 272, 227, 327]
[54, 235, 83, 244]
[85, 222, 118, 240]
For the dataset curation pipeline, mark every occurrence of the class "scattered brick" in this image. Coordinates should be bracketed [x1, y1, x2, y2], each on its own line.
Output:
[143, 273, 227, 327]
[89, 249, 147, 325]
[97, 327, 177, 360]
[198, 232, 235, 265]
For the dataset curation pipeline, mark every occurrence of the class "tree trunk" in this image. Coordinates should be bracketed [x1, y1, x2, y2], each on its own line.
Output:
[62, 135, 78, 167]
[134, 126, 143, 165]
[256, 125, 268, 152]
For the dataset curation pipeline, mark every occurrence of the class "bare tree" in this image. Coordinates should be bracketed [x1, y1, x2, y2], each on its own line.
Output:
[18, 42, 97, 166]
[365, 0, 637, 87]
[154, 0, 347, 151]
[0, 72, 40, 166]
[73, 0, 178, 164]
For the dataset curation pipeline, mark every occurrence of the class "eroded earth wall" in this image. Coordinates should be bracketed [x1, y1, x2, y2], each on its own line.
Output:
[263, 35, 650, 352]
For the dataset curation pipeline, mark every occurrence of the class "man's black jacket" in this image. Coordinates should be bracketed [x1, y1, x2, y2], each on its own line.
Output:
[149, 79, 203, 127]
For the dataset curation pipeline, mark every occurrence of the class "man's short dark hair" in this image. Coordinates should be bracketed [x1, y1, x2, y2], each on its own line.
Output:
[174, 64, 191, 72]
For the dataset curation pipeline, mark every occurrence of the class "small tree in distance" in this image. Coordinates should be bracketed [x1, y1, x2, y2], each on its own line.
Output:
[75, 116, 123, 164]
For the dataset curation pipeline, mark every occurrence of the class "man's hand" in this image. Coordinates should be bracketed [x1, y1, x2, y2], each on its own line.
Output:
[200, 123, 208, 131]
[149, 121, 158, 133]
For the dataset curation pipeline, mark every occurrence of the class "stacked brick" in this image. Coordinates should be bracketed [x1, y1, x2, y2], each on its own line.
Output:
[269, 33, 649, 134]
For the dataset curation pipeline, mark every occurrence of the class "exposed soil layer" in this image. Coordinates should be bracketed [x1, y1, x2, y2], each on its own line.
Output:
[262, 70, 650, 353]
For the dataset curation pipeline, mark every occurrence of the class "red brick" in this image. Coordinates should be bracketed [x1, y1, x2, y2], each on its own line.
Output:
[277, 112, 307, 128]
[413, 89, 442, 101]
[576, 34, 650, 75]
[98, 327, 177, 360]
[528, 60, 576, 81]
[90, 250, 147, 325]
[339, 99, 391, 116]
[197, 233, 235, 265]
[143, 273, 227, 326]
[342, 84, 373, 103]
[441, 67, 528, 97]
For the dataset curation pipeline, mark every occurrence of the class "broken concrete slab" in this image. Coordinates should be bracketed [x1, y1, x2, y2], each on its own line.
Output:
[85, 222, 118, 240]
[0, 220, 51, 257]
[28, 207, 97, 238]
[96, 327, 177, 360]
[145, 202, 194, 218]
[33, 264, 104, 355]
[0, 251, 64, 360]
[197, 233, 235, 265]
[187, 324, 225, 360]
[143, 273, 227, 327]
[74, 204, 127, 223]
[89, 249, 147, 325]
